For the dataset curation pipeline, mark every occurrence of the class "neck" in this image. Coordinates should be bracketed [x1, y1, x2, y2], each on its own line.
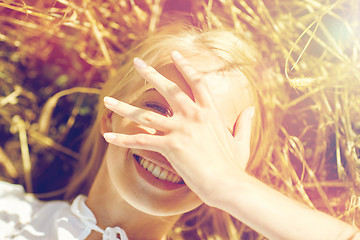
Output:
[85, 161, 181, 240]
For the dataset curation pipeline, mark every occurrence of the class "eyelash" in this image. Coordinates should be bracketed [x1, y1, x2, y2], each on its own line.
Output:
[145, 102, 171, 116]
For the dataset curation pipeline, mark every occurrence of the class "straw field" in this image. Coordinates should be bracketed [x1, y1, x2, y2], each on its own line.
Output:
[0, 0, 359, 238]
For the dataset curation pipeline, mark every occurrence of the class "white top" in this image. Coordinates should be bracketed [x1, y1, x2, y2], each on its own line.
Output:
[0, 181, 128, 240]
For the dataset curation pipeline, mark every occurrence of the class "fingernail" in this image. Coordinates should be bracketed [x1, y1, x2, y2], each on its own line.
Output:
[104, 96, 118, 106]
[248, 106, 255, 120]
[171, 51, 182, 59]
[134, 57, 147, 68]
[104, 133, 116, 141]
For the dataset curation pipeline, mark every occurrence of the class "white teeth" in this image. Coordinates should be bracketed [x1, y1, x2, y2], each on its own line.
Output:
[166, 172, 173, 182]
[136, 155, 182, 184]
[171, 174, 180, 183]
[147, 163, 155, 172]
[143, 160, 150, 169]
[158, 170, 168, 180]
[152, 166, 161, 178]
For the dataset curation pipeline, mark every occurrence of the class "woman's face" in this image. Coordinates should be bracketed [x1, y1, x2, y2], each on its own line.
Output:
[104, 51, 252, 216]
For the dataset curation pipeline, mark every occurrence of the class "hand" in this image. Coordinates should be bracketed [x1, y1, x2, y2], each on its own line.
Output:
[103, 51, 255, 205]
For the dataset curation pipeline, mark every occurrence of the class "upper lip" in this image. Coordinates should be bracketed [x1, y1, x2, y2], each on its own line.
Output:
[131, 149, 179, 176]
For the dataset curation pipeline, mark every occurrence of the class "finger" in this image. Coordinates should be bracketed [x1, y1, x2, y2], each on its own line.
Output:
[171, 51, 215, 108]
[233, 106, 255, 169]
[233, 106, 255, 147]
[133, 57, 194, 114]
[103, 132, 164, 152]
[104, 96, 173, 132]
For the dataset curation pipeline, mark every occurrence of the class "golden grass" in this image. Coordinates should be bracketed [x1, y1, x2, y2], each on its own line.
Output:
[0, 0, 359, 238]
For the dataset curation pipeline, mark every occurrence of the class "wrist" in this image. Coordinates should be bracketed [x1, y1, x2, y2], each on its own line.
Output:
[203, 169, 249, 208]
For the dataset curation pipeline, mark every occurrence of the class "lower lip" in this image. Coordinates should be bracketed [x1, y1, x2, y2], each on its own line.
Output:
[133, 156, 185, 191]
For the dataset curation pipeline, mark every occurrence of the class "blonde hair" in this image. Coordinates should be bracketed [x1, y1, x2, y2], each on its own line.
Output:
[64, 21, 277, 239]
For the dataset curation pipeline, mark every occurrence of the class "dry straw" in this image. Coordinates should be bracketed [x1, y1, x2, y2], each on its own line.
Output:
[0, 0, 359, 238]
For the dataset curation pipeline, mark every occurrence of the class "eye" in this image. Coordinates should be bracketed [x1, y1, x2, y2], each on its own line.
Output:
[145, 102, 172, 116]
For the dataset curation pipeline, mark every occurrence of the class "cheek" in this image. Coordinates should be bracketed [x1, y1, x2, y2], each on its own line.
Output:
[106, 117, 132, 169]
[112, 116, 131, 132]
[113, 116, 157, 135]
[106, 144, 129, 172]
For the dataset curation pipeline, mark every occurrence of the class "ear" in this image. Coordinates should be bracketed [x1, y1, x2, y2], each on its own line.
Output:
[100, 111, 113, 135]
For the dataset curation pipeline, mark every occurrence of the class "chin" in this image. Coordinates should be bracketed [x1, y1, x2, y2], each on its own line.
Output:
[106, 147, 203, 217]
[129, 192, 203, 217]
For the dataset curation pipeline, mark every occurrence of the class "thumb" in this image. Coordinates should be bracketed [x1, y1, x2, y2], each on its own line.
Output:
[233, 106, 255, 169]
[233, 106, 255, 144]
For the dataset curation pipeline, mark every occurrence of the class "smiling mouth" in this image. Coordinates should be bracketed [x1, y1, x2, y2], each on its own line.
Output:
[133, 154, 184, 184]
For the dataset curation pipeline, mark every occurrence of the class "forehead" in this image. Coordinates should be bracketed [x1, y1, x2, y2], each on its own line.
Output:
[150, 51, 252, 130]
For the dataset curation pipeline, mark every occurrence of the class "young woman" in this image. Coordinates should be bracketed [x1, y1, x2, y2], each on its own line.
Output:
[1, 24, 359, 240]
